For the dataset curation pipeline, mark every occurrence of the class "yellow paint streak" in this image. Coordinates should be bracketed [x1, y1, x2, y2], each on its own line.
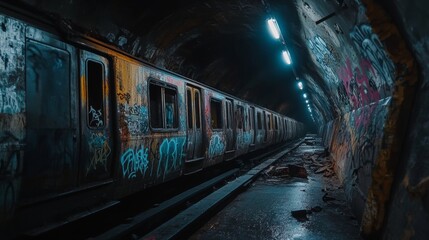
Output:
[360, 0, 419, 237]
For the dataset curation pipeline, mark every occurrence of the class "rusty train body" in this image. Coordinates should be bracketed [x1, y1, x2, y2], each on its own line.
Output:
[0, 5, 304, 238]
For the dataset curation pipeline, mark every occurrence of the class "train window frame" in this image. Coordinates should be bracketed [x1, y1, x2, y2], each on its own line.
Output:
[86, 59, 106, 129]
[257, 111, 262, 129]
[249, 106, 255, 130]
[186, 88, 193, 129]
[210, 97, 223, 130]
[148, 79, 179, 132]
[236, 105, 244, 130]
[195, 90, 202, 129]
[275, 116, 278, 130]
[267, 114, 272, 130]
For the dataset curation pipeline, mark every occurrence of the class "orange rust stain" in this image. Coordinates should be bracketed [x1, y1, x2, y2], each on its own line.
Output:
[360, 0, 419, 237]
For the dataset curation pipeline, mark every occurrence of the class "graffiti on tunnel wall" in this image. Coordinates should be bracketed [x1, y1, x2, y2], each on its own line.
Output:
[326, 98, 390, 215]
[307, 35, 352, 112]
[338, 58, 381, 108]
[350, 24, 395, 92]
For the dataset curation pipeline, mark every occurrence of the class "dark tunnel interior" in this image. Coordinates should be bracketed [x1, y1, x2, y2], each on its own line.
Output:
[1, 0, 429, 238]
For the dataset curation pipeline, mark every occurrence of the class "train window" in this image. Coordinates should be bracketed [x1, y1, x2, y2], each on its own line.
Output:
[267, 114, 272, 130]
[236, 105, 244, 129]
[275, 116, 278, 130]
[210, 98, 223, 129]
[149, 81, 178, 130]
[165, 88, 177, 128]
[187, 89, 193, 129]
[257, 112, 262, 129]
[87, 60, 105, 128]
[195, 91, 201, 129]
[249, 107, 255, 130]
[226, 100, 232, 129]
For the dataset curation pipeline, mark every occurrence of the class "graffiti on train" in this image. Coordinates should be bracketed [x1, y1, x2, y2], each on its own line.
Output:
[208, 134, 225, 158]
[0, 15, 25, 115]
[120, 146, 149, 179]
[157, 137, 186, 179]
[0, 150, 20, 220]
[237, 132, 252, 148]
[88, 106, 104, 127]
[119, 103, 149, 136]
[87, 132, 111, 174]
[0, 86, 24, 114]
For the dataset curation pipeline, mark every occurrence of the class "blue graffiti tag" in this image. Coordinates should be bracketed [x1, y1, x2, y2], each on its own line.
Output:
[120, 147, 149, 179]
[157, 137, 186, 179]
[87, 132, 111, 173]
[208, 134, 225, 158]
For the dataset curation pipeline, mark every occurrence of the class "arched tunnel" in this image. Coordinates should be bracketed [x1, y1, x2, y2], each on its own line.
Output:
[0, 0, 428, 239]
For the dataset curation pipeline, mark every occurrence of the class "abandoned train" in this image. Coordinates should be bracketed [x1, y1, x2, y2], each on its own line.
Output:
[0, 5, 305, 238]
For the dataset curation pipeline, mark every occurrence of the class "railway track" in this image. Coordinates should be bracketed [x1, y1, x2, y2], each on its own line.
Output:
[22, 139, 303, 240]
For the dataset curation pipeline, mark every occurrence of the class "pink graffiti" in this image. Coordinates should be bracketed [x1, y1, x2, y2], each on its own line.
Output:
[338, 59, 380, 108]
[354, 104, 376, 130]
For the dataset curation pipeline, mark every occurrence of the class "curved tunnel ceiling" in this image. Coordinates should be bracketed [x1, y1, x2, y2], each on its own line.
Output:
[15, 0, 369, 130]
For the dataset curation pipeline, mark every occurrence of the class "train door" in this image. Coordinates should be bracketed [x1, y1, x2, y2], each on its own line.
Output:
[23, 30, 78, 198]
[225, 99, 235, 154]
[79, 50, 114, 184]
[185, 85, 204, 162]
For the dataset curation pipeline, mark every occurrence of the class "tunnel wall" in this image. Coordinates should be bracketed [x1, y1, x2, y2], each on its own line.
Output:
[380, 1, 429, 239]
[298, 0, 418, 238]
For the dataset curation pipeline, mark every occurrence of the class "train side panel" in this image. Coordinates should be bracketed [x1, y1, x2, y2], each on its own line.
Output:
[0, 13, 26, 223]
[114, 57, 187, 196]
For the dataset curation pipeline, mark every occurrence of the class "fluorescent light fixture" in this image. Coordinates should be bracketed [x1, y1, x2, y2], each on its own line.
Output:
[282, 50, 292, 65]
[267, 18, 281, 39]
[305, 100, 309, 103]
[303, 93, 307, 98]
[298, 81, 303, 90]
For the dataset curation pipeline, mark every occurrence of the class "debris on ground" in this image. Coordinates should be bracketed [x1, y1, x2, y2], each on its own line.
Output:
[291, 209, 311, 222]
[264, 163, 308, 179]
[288, 164, 308, 178]
[311, 206, 322, 212]
[322, 193, 336, 202]
[291, 206, 323, 222]
[269, 166, 289, 177]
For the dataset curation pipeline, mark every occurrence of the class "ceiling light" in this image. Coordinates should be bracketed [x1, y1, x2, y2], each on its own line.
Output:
[298, 81, 303, 90]
[303, 93, 307, 98]
[305, 100, 309, 103]
[267, 18, 281, 39]
[282, 50, 292, 65]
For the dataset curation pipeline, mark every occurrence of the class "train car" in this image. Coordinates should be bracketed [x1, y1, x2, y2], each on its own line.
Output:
[0, 5, 305, 238]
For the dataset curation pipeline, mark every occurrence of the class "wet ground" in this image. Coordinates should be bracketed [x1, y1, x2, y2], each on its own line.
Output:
[189, 136, 362, 240]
